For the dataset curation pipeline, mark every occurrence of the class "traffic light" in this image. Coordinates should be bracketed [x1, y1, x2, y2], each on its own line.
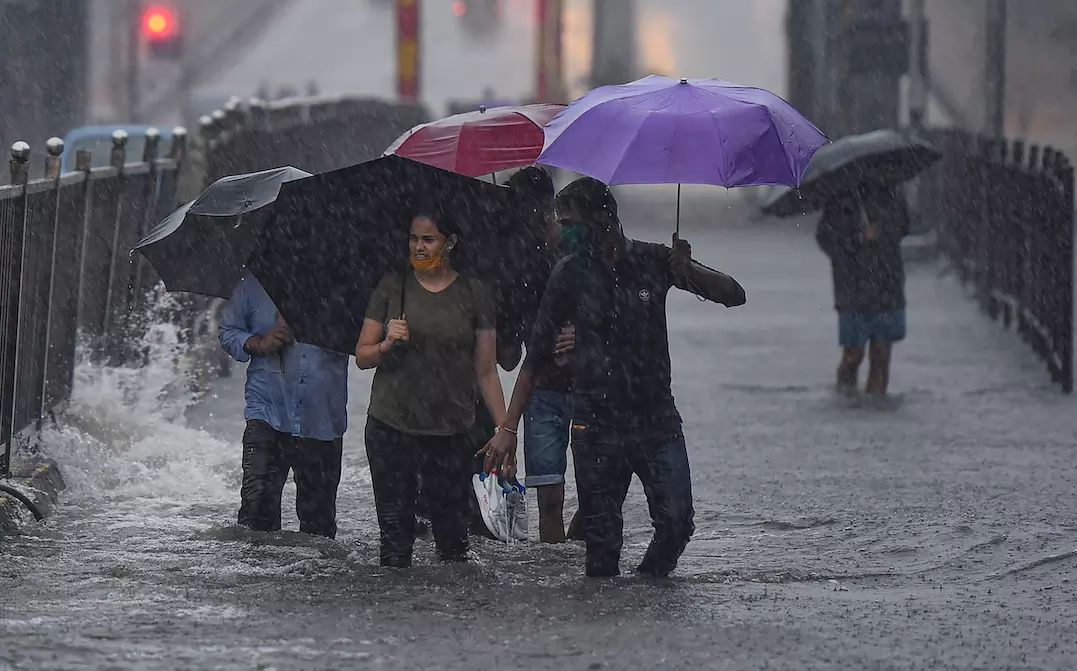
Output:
[143, 5, 183, 60]
[453, 0, 501, 35]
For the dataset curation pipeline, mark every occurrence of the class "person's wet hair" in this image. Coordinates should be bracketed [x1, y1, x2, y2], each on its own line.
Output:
[506, 166, 555, 201]
[411, 205, 460, 239]
[554, 177, 619, 226]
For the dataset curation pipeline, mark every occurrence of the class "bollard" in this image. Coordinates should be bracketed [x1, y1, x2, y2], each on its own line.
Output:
[142, 127, 161, 164]
[170, 126, 187, 163]
[44, 137, 65, 179]
[9, 141, 30, 185]
[109, 129, 128, 169]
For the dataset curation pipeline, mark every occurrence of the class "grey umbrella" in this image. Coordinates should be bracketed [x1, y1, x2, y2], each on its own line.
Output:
[134, 166, 311, 298]
[762, 129, 942, 217]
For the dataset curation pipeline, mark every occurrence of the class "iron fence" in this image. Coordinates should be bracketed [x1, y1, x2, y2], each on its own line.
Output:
[0, 128, 186, 477]
[915, 128, 1075, 391]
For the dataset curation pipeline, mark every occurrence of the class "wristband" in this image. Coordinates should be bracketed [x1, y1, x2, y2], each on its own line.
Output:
[498, 425, 518, 436]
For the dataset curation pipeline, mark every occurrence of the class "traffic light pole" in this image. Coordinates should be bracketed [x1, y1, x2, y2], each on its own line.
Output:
[984, 0, 1007, 138]
[126, 0, 141, 122]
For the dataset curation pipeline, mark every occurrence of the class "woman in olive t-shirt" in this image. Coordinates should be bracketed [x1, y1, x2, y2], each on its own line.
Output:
[355, 211, 508, 568]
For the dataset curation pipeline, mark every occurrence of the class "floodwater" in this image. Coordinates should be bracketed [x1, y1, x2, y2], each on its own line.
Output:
[3, 196, 1076, 670]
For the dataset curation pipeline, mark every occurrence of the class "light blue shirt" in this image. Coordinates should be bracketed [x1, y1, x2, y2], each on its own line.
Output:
[218, 270, 349, 441]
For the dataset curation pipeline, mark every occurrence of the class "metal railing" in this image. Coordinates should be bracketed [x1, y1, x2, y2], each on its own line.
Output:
[0, 128, 187, 477]
[914, 128, 1075, 392]
[201, 94, 430, 180]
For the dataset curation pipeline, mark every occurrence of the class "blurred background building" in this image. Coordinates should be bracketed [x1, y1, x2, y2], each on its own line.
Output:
[2, 0, 1075, 161]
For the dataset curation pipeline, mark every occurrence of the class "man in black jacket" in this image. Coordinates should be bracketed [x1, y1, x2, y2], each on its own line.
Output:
[480, 178, 746, 578]
[815, 184, 910, 394]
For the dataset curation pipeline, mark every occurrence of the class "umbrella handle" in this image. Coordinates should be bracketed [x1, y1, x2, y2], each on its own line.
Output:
[675, 183, 681, 237]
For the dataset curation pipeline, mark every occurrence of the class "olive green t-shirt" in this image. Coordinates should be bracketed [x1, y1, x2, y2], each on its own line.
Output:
[365, 272, 495, 436]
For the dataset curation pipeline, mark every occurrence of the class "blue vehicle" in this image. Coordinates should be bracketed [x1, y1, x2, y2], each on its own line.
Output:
[60, 124, 174, 173]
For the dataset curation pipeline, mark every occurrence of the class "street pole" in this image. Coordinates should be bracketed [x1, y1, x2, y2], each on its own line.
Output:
[590, 0, 637, 88]
[396, 0, 420, 103]
[984, 0, 1007, 138]
[907, 0, 927, 130]
[535, 0, 564, 102]
[809, 0, 830, 135]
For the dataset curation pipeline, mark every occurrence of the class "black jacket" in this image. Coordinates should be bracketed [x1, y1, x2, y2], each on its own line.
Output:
[815, 189, 910, 313]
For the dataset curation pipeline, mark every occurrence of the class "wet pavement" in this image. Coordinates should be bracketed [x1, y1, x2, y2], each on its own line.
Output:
[2, 195, 1076, 669]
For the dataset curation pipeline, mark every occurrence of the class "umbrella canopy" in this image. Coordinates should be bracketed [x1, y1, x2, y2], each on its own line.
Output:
[537, 75, 827, 188]
[133, 166, 311, 298]
[246, 155, 524, 354]
[384, 103, 566, 177]
[762, 130, 943, 217]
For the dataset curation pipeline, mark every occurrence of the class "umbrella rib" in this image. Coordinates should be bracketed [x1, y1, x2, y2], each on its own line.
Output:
[547, 99, 634, 183]
[705, 108, 731, 185]
[762, 103, 800, 185]
[606, 87, 682, 184]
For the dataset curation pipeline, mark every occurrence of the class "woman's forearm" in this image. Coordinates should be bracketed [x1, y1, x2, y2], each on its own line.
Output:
[501, 363, 538, 432]
[478, 370, 508, 428]
[355, 340, 390, 369]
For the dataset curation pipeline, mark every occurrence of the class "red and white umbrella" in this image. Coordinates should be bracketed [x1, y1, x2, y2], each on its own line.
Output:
[384, 103, 566, 178]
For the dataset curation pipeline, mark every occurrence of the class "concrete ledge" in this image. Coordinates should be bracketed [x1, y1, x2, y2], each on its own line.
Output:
[0, 458, 66, 536]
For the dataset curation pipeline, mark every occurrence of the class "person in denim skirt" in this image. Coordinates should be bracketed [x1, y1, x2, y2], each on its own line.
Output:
[815, 184, 910, 394]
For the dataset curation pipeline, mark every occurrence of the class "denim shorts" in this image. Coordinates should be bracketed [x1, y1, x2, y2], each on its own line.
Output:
[838, 309, 907, 348]
[522, 388, 572, 487]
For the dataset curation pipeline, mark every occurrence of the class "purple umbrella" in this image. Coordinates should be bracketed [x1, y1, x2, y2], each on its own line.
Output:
[537, 75, 828, 231]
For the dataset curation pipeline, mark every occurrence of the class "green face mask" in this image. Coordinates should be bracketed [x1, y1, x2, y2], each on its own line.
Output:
[559, 220, 593, 255]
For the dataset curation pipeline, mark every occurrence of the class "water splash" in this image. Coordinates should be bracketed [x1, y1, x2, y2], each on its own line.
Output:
[39, 288, 236, 510]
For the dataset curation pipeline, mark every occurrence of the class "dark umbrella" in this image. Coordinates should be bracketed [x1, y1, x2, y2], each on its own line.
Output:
[762, 129, 942, 217]
[133, 166, 311, 297]
[246, 155, 522, 354]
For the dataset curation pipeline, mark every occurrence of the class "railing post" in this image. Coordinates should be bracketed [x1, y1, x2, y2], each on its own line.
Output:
[110, 130, 128, 169]
[1056, 156, 1074, 393]
[1, 142, 30, 478]
[44, 137, 64, 180]
[170, 126, 188, 164]
[9, 141, 30, 184]
[39, 138, 66, 420]
[100, 130, 129, 355]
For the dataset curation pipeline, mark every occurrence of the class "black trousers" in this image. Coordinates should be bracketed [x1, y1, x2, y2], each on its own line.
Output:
[365, 416, 474, 567]
[571, 424, 695, 578]
[415, 401, 496, 538]
[237, 419, 343, 539]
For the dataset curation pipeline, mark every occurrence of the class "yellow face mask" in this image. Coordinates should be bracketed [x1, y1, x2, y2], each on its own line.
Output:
[410, 243, 454, 272]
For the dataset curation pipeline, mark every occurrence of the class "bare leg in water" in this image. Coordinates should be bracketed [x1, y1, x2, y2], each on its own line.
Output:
[837, 346, 865, 391]
[536, 484, 566, 543]
[865, 340, 892, 394]
[565, 508, 583, 540]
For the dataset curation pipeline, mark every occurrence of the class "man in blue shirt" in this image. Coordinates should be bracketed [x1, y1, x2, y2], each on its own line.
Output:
[219, 270, 350, 538]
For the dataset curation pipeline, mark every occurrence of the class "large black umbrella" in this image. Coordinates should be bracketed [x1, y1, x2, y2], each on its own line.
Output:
[134, 166, 311, 297]
[762, 129, 942, 217]
[246, 155, 523, 354]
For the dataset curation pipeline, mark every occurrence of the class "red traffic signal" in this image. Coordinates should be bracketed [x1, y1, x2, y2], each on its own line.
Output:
[142, 5, 183, 59]
[143, 6, 178, 38]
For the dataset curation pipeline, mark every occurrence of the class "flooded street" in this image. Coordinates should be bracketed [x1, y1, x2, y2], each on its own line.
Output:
[3, 197, 1075, 669]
